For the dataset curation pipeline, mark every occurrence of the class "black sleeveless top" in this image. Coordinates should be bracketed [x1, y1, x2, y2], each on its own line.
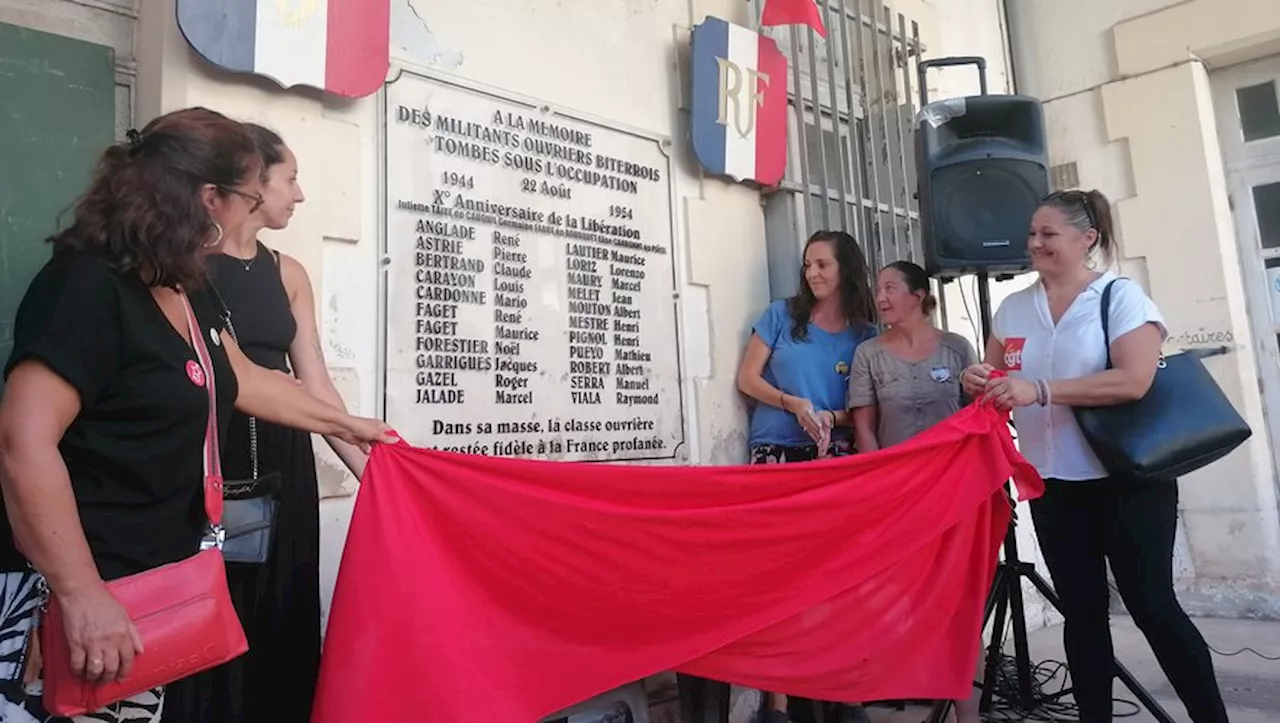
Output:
[207, 243, 297, 373]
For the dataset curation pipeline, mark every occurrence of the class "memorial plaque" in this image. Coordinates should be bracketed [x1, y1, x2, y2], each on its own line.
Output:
[383, 71, 685, 461]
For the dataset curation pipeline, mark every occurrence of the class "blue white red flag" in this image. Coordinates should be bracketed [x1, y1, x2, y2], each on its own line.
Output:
[176, 0, 389, 98]
[690, 16, 789, 186]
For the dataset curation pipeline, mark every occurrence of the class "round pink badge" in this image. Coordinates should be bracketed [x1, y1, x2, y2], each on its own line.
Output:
[186, 360, 206, 388]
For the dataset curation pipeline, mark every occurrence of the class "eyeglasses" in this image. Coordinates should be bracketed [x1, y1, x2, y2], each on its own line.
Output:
[219, 186, 264, 214]
[1043, 190, 1095, 230]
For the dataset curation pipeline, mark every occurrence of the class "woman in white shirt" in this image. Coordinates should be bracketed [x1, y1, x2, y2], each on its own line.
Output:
[960, 190, 1228, 723]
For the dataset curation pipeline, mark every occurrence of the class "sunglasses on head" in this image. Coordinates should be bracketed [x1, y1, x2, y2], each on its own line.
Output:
[1043, 190, 1095, 230]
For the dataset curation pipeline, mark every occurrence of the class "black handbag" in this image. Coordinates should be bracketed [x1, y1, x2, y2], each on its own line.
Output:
[209, 282, 281, 565]
[1072, 279, 1252, 481]
[221, 416, 281, 565]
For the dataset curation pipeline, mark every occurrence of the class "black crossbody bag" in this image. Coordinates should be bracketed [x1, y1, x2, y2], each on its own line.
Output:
[208, 280, 282, 566]
[1072, 278, 1251, 481]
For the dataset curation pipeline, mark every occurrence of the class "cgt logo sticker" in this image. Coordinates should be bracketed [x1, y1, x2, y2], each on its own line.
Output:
[1003, 338, 1026, 371]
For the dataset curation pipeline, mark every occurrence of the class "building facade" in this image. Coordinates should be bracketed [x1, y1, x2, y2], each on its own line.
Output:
[2, 0, 1279, 719]
[1001, 0, 1280, 619]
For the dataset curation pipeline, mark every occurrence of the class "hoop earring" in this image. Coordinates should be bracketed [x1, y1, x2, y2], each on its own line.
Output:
[203, 221, 224, 248]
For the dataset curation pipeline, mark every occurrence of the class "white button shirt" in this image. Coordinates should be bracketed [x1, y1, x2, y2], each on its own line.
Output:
[991, 272, 1166, 481]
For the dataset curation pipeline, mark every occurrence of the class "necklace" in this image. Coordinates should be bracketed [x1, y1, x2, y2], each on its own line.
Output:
[227, 242, 258, 271]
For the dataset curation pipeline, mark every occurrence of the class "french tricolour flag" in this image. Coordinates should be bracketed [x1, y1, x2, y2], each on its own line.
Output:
[177, 0, 390, 99]
[690, 17, 788, 186]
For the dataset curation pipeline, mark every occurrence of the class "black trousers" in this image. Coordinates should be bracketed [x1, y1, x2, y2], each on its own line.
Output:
[1031, 478, 1229, 723]
[677, 673, 730, 723]
[675, 674, 855, 723]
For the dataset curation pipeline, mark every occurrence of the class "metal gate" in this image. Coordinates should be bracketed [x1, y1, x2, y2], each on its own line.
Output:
[751, 0, 925, 291]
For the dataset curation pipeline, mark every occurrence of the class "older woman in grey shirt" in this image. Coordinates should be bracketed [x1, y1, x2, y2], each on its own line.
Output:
[846, 261, 982, 723]
[848, 261, 977, 450]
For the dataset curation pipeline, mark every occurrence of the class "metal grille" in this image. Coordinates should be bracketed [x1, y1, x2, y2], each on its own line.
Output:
[753, 0, 925, 287]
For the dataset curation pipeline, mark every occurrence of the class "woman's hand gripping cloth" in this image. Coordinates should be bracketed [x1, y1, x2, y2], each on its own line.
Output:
[313, 399, 1042, 722]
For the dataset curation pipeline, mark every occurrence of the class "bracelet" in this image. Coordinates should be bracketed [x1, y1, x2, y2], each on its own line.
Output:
[1035, 379, 1051, 407]
[779, 392, 788, 411]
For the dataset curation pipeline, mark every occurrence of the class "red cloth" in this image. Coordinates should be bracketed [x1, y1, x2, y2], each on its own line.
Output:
[313, 401, 1042, 722]
[761, 0, 828, 37]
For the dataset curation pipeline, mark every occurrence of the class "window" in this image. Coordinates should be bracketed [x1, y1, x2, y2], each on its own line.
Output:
[1236, 81, 1280, 143]
[755, 0, 924, 298]
[1255, 181, 1280, 250]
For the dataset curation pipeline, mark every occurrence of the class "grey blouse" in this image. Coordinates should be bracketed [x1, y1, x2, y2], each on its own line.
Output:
[847, 332, 979, 448]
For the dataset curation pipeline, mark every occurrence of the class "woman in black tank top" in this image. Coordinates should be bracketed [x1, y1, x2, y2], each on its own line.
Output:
[162, 125, 367, 723]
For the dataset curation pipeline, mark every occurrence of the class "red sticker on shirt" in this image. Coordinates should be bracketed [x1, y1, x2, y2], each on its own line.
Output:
[1003, 338, 1026, 371]
[185, 360, 206, 388]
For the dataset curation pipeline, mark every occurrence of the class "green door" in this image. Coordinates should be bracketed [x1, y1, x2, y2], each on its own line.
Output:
[0, 22, 116, 394]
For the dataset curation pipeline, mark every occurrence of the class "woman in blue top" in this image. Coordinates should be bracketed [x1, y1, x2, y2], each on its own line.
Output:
[738, 230, 877, 463]
[736, 229, 877, 723]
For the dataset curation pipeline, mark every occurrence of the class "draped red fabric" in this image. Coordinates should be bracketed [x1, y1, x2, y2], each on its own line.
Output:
[313, 401, 1042, 722]
[760, 0, 828, 38]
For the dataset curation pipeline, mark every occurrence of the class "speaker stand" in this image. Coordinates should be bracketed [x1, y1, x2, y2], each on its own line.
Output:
[924, 272, 1176, 723]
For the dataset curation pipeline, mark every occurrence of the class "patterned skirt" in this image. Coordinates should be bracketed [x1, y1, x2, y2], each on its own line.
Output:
[0, 571, 164, 723]
[749, 440, 850, 464]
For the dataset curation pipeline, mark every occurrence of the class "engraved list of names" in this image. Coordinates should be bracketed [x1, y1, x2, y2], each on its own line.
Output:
[384, 72, 685, 462]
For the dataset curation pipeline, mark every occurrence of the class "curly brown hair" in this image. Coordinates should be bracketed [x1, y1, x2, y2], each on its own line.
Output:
[49, 107, 261, 289]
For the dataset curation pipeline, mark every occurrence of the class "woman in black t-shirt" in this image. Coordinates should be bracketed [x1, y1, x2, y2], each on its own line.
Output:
[0, 107, 393, 723]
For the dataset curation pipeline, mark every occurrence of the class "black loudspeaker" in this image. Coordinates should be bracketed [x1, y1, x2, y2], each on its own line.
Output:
[916, 93, 1049, 277]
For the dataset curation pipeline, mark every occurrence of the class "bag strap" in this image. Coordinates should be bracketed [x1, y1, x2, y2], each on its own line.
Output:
[220, 308, 259, 479]
[204, 279, 260, 479]
[1098, 278, 1122, 370]
[180, 292, 224, 528]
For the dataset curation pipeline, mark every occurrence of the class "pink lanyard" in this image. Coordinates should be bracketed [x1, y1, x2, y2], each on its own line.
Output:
[179, 291, 225, 534]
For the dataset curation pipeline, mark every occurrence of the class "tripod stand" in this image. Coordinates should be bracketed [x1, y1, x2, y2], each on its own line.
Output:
[925, 272, 1175, 723]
